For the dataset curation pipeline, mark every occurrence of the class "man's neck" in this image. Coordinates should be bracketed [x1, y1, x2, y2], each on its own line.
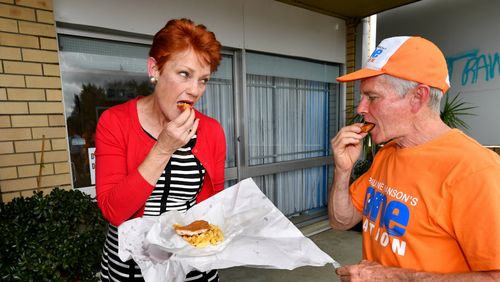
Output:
[395, 117, 451, 148]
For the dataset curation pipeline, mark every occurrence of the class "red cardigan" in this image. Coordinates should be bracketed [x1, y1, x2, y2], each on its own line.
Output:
[95, 97, 226, 226]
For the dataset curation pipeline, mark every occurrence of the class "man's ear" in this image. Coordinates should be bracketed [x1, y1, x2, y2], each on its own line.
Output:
[147, 57, 158, 78]
[410, 84, 431, 113]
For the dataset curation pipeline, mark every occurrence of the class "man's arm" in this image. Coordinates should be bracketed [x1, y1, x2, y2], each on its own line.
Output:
[328, 168, 362, 230]
[328, 124, 367, 230]
[336, 260, 500, 282]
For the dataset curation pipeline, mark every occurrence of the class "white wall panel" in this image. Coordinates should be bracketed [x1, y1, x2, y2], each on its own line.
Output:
[243, 0, 345, 62]
[53, 0, 345, 63]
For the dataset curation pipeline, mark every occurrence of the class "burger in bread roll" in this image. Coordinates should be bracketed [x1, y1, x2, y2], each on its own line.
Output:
[174, 220, 210, 236]
[173, 220, 224, 248]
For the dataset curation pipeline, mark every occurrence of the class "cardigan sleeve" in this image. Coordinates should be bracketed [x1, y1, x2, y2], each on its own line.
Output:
[210, 121, 226, 192]
[95, 108, 154, 226]
[196, 115, 226, 202]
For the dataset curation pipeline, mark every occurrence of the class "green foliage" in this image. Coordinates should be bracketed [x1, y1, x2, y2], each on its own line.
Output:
[0, 188, 107, 281]
[440, 92, 477, 129]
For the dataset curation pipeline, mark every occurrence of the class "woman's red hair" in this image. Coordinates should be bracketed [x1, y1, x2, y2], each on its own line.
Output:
[149, 18, 222, 73]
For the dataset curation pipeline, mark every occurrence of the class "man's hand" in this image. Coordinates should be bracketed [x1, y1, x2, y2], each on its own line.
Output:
[335, 260, 500, 282]
[336, 260, 405, 282]
[331, 123, 368, 173]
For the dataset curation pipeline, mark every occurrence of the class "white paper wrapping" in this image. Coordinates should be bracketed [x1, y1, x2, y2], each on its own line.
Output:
[118, 178, 339, 281]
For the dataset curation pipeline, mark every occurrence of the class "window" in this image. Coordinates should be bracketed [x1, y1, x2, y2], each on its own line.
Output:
[59, 35, 151, 188]
[242, 52, 340, 216]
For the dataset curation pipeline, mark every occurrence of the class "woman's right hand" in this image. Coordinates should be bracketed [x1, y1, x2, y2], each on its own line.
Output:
[155, 108, 199, 156]
[330, 123, 367, 172]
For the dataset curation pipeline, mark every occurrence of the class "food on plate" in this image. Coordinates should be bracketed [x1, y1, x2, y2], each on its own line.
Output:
[360, 122, 375, 133]
[177, 102, 191, 111]
[173, 220, 224, 248]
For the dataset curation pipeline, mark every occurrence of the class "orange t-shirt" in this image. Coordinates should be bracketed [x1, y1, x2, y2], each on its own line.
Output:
[350, 129, 500, 273]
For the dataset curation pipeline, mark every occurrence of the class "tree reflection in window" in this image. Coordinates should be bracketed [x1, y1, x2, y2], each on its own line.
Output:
[66, 80, 151, 187]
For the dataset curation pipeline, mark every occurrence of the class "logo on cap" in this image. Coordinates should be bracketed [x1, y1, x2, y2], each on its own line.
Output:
[368, 48, 385, 63]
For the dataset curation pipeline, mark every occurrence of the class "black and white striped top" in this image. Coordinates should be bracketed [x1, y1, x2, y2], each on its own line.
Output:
[100, 133, 219, 282]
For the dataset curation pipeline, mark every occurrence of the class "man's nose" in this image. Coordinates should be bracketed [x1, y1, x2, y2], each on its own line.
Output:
[357, 97, 368, 115]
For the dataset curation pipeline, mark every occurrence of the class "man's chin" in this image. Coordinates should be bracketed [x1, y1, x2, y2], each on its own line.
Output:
[370, 135, 386, 145]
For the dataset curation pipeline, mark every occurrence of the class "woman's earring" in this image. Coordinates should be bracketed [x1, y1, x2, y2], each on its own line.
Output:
[149, 76, 158, 84]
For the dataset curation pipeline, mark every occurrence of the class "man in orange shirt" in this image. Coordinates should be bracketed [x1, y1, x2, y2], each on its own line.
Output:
[329, 36, 500, 281]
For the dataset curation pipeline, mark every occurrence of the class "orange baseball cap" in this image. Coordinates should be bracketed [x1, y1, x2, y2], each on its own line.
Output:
[337, 36, 450, 93]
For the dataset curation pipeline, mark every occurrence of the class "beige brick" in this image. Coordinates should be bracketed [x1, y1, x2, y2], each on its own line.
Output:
[0, 88, 6, 100]
[25, 76, 61, 88]
[0, 0, 15, 4]
[0, 3, 35, 21]
[7, 88, 45, 100]
[14, 138, 50, 152]
[53, 161, 70, 174]
[4, 61, 42, 75]
[31, 126, 65, 138]
[0, 115, 11, 127]
[0, 32, 38, 48]
[0, 128, 31, 141]
[0, 74, 25, 87]
[0, 177, 38, 192]
[36, 9, 53, 24]
[21, 49, 58, 63]
[17, 163, 53, 177]
[58, 185, 72, 191]
[40, 37, 56, 50]
[45, 89, 61, 101]
[20, 189, 38, 198]
[0, 141, 14, 153]
[0, 166, 17, 180]
[2, 192, 21, 203]
[0, 46, 21, 60]
[22, 188, 51, 197]
[12, 114, 48, 127]
[50, 137, 67, 150]
[48, 115, 64, 126]
[0, 152, 34, 167]
[19, 20, 55, 37]
[28, 101, 63, 113]
[42, 63, 59, 76]
[0, 17, 18, 32]
[35, 150, 68, 163]
[0, 62, 3, 72]
[0, 101, 28, 114]
[16, 0, 53, 10]
[38, 173, 71, 188]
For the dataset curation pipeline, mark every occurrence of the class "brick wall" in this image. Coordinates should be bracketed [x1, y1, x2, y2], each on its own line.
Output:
[0, 0, 71, 202]
[344, 18, 358, 123]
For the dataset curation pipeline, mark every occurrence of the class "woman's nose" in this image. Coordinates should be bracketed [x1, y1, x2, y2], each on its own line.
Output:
[186, 80, 203, 97]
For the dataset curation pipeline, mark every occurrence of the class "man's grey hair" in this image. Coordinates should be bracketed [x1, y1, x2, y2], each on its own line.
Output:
[381, 74, 443, 113]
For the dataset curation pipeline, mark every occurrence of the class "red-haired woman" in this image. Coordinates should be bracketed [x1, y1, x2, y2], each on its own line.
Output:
[95, 18, 226, 281]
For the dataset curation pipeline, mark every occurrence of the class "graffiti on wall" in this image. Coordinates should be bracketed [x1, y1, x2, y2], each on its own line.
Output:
[446, 49, 500, 86]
